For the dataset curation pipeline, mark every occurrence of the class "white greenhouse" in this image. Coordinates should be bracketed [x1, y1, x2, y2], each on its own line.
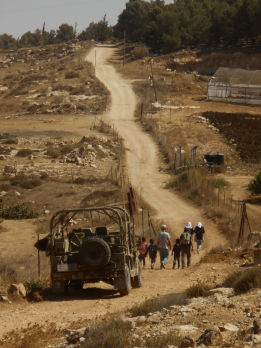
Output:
[207, 67, 261, 105]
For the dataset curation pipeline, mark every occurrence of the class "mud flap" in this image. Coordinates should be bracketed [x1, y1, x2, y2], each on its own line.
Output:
[52, 280, 65, 293]
[114, 276, 126, 290]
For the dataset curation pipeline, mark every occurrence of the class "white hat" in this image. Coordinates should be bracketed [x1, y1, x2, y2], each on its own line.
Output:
[161, 224, 167, 229]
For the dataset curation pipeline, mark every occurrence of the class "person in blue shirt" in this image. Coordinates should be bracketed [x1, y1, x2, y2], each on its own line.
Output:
[171, 238, 181, 269]
[179, 227, 193, 269]
[145, 238, 157, 269]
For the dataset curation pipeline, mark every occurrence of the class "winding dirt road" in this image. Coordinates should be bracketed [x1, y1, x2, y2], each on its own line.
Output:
[0, 47, 226, 339]
[87, 47, 224, 245]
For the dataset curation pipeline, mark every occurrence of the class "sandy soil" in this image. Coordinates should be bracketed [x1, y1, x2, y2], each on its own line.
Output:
[0, 47, 228, 338]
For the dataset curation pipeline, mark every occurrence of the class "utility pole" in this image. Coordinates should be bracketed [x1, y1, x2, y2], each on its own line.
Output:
[95, 50, 96, 81]
[123, 31, 126, 66]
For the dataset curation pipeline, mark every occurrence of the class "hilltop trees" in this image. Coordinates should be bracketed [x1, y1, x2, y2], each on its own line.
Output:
[78, 15, 113, 42]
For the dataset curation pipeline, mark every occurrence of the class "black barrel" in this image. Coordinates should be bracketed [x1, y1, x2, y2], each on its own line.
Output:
[204, 153, 214, 164]
[213, 152, 224, 166]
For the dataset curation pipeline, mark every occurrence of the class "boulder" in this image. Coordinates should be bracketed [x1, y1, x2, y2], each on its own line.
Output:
[173, 325, 198, 333]
[7, 283, 26, 298]
[219, 323, 239, 332]
[80, 135, 97, 143]
[0, 155, 5, 160]
[197, 326, 223, 347]
[181, 335, 195, 347]
[121, 317, 136, 329]
[253, 319, 261, 334]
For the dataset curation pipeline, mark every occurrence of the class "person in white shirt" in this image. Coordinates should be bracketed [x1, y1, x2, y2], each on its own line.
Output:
[157, 225, 172, 270]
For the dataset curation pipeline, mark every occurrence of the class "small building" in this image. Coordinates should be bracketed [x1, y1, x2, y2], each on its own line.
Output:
[207, 67, 261, 105]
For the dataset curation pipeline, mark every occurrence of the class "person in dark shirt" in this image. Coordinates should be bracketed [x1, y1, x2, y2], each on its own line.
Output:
[145, 239, 157, 269]
[194, 222, 205, 254]
[180, 228, 193, 269]
[171, 238, 181, 269]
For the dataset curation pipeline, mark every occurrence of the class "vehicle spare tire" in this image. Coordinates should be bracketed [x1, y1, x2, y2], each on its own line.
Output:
[79, 237, 111, 270]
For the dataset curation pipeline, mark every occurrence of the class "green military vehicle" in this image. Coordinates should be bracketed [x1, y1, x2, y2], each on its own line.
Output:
[36, 206, 142, 295]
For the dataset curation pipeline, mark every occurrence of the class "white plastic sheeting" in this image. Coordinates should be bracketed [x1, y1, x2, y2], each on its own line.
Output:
[207, 67, 261, 105]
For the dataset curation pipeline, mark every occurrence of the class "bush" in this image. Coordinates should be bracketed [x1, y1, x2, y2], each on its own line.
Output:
[24, 280, 44, 293]
[186, 283, 212, 298]
[20, 179, 42, 189]
[65, 71, 80, 79]
[46, 148, 61, 158]
[60, 144, 75, 155]
[0, 198, 38, 219]
[133, 46, 148, 59]
[223, 267, 261, 294]
[74, 177, 85, 185]
[82, 319, 134, 348]
[165, 173, 188, 190]
[11, 174, 42, 189]
[249, 172, 261, 196]
[16, 149, 33, 157]
[210, 177, 229, 192]
[3, 138, 18, 145]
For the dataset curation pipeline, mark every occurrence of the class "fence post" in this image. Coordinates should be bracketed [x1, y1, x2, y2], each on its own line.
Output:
[38, 234, 40, 279]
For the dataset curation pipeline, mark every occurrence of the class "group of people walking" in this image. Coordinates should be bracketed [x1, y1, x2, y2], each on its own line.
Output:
[138, 222, 205, 270]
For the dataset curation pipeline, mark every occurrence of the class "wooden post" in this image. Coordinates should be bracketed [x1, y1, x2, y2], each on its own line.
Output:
[218, 188, 219, 206]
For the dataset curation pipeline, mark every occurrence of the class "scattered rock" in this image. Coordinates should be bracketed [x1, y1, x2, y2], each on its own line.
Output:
[66, 332, 82, 343]
[7, 283, 26, 298]
[0, 295, 8, 302]
[197, 326, 223, 346]
[253, 319, 261, 334]
[219, 323, 239, 332]
[203, 288, 234, 298]
[45, 210, 50, 214]
[181, 335, 195, 347]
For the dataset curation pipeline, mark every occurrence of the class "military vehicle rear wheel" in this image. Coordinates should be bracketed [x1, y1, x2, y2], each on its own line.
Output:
[119, 266, 131, 296]
[131, 260, 142, 288]
[79, 237, 111, 270]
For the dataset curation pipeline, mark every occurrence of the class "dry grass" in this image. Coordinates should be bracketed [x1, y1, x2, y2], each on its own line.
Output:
[0, 323, 62, 348]
[223, 267, 261, 294]
[186, 283, 212, 298]
[130, 293, 187, 317]
[65, 71, 80, 79]
[82, 318, 180, 348]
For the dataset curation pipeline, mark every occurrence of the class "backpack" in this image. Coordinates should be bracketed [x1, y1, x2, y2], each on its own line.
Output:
[195, 227, 204, 241]
[149, 244, 157, 257]
[181, 232, 191, 245]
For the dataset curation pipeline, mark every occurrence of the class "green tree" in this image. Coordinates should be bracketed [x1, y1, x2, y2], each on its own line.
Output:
[248, 172, 261, 196]
[0, 34, 17, 49]
[56, 23, 74, 42]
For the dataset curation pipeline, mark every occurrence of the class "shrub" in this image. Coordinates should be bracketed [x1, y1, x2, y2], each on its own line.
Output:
[223, 267, 261, 294]
[20, 179, 42, 189]
[65, 71, 80, 79]
[46, 148, 61, 158]
[210, 177, 229, 192]
[24, 280, 44, 293]
[0, 198, 38, 219]
[82, 319, 134, 348]
[77, 104, 88, 111]
[74, 177, 85, 184]
[16, 149, 33, 157]
[133, 46, 148, 59]
[248, 172, 261, 196]
[165, 173, 188, 190]
[60, 144, 75, 155]
[3, 138, 18, 145]
[185, 283, 212, 298]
